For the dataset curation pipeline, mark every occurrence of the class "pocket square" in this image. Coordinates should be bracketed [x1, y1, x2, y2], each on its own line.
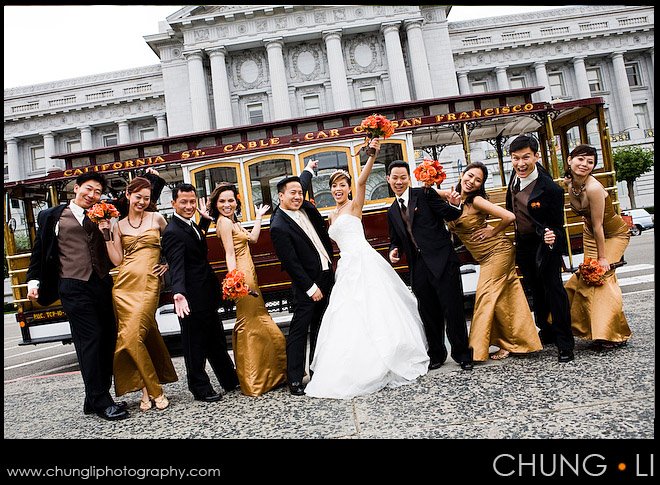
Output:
[530, 201, 541, 209]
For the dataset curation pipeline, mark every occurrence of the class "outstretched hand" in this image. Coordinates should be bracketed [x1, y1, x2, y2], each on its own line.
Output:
[447, 190, 462, 207]
[197, 196, 212, 220]
[254, 203, 270, 219]
[305, 159, 319, 172]
[144, 167, 160, 177]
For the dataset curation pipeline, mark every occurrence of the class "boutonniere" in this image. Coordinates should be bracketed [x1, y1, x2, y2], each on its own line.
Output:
[530, 201, 541, 209]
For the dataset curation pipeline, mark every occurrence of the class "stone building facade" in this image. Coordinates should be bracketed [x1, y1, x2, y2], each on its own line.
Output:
[4, 5, 654, 208]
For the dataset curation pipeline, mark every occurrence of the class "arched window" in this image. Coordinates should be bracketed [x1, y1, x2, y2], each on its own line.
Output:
[245, 155, 295, 220]
[190, 162, 242, 220]
[356, 139, 407, 204]
[300, 147, 352, 210]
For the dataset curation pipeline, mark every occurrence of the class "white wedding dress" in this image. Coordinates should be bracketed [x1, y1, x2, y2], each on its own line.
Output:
[305, 214, 429, 399]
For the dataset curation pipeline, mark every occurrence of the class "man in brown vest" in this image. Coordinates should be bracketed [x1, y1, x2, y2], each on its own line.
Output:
[506, 134, 575, 363]
[27, 173, 129, 420]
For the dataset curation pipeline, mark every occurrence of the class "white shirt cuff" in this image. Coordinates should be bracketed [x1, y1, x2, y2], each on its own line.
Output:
[27, 280, 40, 292]
[304, 167, 315, 175]
[306, 283, 319, 297]
[448, 201, 462, 210]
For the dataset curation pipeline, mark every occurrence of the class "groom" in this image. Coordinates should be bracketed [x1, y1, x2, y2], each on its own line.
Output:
[270, 175, 335, 395]
[387, 161, 474, 371]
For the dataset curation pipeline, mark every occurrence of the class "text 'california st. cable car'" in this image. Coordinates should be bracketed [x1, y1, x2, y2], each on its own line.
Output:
[4, 86, 621, 346]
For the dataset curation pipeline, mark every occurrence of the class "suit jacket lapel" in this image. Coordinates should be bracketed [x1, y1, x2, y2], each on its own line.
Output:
[173, 216, 201, 244]
[407, 189, 418, 227]
[279, 208, 317, 251]
[390, 201, 407, 239]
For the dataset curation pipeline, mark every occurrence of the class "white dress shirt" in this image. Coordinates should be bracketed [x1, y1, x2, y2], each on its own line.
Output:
[173, 212, 201, 239]
[516, 165, 539, 191]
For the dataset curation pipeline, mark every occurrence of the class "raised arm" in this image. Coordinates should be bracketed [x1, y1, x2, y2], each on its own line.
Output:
[216, 217, 237, 272]
[248, 204, 270, 244]
[353, 139, 381, 213]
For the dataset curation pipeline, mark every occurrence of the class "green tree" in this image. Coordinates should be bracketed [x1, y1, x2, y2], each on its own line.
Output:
[613, 146, 654, 209]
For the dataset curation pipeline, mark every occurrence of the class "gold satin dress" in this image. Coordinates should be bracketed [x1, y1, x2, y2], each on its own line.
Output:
[230, 227, 287, 396]
[113, 228, 178, 398]
[448, 211, 542, 361]
[564, 195, 632, 343]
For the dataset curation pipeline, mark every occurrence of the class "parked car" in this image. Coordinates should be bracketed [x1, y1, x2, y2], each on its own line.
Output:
[621, 208, 654, 236]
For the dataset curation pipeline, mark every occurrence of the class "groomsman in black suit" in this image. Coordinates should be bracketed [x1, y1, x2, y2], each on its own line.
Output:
[26, 173, 128, 420]
[161, 183, 239, 402]
[505, 135, 575, 362]
[387, 161, 474, 371]
[270, 176, 335, 395]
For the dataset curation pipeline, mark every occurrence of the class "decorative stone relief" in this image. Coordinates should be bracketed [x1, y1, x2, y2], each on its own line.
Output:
[275, 16, 287, 29]
[373, 6, 384, 16]
[295, 15, 306, 26]
[237, 23, 248, 35]
[256, 19, 267, 32]
[194, 29, 209, 42]
[216, 26, 230, 39]
[333, 8, 345, 21]
[354, 8, 364, 18]
[314, 11, 326, 23]
[230, 51, 268, 90]
[287, 43, 324, 82]
[345, 34, 383, 75]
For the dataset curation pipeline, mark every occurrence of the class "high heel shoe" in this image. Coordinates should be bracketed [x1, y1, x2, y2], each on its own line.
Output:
[139, 397, 153, 411]
[153, 394, 169, 410]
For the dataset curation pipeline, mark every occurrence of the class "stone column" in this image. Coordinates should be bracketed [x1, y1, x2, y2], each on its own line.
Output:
[185, 50, 212, 132]
[116, 120, 130, 144]
[41, 132, 59, 172]
[457, 71, 470, 95]
[155, 114, 168, 138]
[403, 18, 434, 100]
[208, 47, 234, 128]
[381, 22, 411, 103]
[610, 51, 640, 134]
[533, 61, 552, 102]
[6, 137, 20, 182]
[264, 38, 292, 120]
[495, 66, 509, 91]
[571, 56, 591, 99]
[322, 30, 352, 111]
[79, 125, 93, 150]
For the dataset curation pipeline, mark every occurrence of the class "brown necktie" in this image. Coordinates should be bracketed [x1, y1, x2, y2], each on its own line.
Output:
[399, 199, 419, 252]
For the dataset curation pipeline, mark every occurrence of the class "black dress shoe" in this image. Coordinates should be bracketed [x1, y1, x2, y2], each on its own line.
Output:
[428, 361, 443, 370]
[558, 349, 575, 363]
[460, 361, 474, 371]
[194, 392, 222, 402]
[288, 382, 305, 396]
[96, 404, 129, 421]
[84, 400, 127, 415]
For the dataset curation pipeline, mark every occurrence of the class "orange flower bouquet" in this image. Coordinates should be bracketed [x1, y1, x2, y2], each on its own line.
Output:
[413, 159, 447, 188]
[360, 114, 395, 156]
[222, 269, 259, 301]
[577, 257, 625, 286]
[86, 201, 120, 240]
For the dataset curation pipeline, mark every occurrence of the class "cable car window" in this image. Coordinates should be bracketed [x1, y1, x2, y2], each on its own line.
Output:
[302, 150, 349, 209]
[248, 158, 292, 214]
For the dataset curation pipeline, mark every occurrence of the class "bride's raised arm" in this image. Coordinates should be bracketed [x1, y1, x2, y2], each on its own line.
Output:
[353, 138, 381, 214]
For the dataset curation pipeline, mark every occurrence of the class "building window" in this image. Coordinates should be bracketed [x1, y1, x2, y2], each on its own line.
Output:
[633, 104, 650, 131]
[471, 81, 488, 94]
[139, 128, 156, 141]
[103, 134, 118, 147]
[31, 146, 45, 172]
[509, 77, 526, 89]
[247, 103, 264, 124]
[302, 95, 321, 115]
[66, 140, 81, 153]
[548, 72, 566, 99]
[587, 67, 604, 93]
[359, 87, 377, 107]
[625, 62, 642, 87]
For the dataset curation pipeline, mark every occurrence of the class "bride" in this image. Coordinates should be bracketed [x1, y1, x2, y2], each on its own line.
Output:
[304, 139, 429, 399]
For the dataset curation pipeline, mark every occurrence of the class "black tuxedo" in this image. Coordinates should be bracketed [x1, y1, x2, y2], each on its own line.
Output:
[26, 204, 117, 413]
[270, 200, 335, 384]
[388, 187, 472, 365]
[161, 215, 238, 398]
[506, 163, 574, 351]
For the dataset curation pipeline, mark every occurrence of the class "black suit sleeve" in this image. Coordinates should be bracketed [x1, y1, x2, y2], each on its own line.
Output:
[161, 229, 187, 297]
[300, 169, 313, 200]
[388, 208, 402, 255]
[26, 209, 49, 282]
[425, 188, 462, 222]
[143, 171, 166, 204]
[270, 223, 315, 293]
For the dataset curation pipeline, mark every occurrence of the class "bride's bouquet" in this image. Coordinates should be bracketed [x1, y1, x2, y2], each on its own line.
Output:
[222, 269, 259, 301]
[360, 114, 395, 156]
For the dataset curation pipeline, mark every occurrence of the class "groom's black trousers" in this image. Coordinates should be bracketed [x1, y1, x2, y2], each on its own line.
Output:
[411, 255, 472, 365]
[287, 270, 334, 383]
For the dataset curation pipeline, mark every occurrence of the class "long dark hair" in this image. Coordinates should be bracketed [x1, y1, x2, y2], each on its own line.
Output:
[208, 183, 241, 221]
[456, 161, 489, 205]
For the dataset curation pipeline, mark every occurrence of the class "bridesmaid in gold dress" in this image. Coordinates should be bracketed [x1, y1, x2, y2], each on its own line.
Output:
[208, 183, 287, 396]
[562, 145, 631, 348]
[438, 162, 542, 361]
[101, 177, 178, 411]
